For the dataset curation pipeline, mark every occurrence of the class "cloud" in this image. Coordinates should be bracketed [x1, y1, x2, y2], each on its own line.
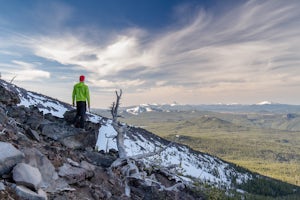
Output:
[24, 32, 156, 79]
[33, 3, 300, 81]
[4, 0, 300, 105]
[146, 0, 300, 88]
[0, 50, 22, 57]
[1, 60, 50, 81]
[88, 78, 145, 91]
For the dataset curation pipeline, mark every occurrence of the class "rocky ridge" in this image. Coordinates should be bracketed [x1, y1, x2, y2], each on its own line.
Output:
[0, 80, 204, 199]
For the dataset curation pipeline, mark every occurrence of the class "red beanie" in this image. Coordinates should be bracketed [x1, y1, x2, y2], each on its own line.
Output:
[79, 75, 85, 82]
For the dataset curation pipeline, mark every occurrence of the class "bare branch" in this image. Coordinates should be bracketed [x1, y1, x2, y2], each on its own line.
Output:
[0, 128, 6, 135]
[8, 117, 21, 126]
[10, 75, 17, 83]
[111, 89, 122, 122]
[105, 133, 116, 139]
[128, 141, 173, 160]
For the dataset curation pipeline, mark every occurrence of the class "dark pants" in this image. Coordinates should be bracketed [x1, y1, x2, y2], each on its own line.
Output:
[73, 101, 86, 128]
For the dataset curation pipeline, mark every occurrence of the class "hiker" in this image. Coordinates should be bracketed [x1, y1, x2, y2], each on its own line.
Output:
[72, 75, 90, 128]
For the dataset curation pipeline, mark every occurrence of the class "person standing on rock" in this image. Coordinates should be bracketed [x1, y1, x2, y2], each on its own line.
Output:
[72, 75, 90, 128]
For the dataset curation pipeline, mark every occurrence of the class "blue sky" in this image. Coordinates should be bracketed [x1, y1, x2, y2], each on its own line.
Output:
[1, 0, 300, 108]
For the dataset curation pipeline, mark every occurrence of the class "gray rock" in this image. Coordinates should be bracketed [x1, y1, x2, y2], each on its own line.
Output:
[67, 158, 80, 167]
[80, 160, 96, 171]
[14, 185, 47, 200]
[7, 105, 26, 120]
[0, 142, 25, 175]
[26, 117, 42, 130]
[62, 130, 97, 150]
[0, 84, 20, 105]
[58, 163, 94, 184]
[22, 148, 59, 189]
[45, 178, 74, 193]
[0, 181, 5, 191]
[63, 110, 76, 123]
[41, 123, 80, 141]
[37, 188, 48, 199]
[26, 128, 40, 141]
[13, 163, 42, 190]
[83, 151, 116, 168]
[60, 136, 83, 149]
[0, 107, 8, 124]
[21, 148, 75, 193]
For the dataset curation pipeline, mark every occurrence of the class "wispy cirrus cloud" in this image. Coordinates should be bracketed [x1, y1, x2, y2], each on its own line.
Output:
[2, 0, 300, 105]
[25, 1, 300, 91]
[0, 60, 50, 81]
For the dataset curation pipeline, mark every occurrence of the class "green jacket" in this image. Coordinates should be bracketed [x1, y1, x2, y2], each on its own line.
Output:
[72, 82, 90, 107]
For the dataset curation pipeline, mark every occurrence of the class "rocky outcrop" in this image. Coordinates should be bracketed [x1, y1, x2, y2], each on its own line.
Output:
[21, 148, 58, 189]
[13, 163, 42, 190]
[0, 80, 205, 200]
[63, 109, 76, 123]
[0, 84, 20, 105]
[58, 163, 94, 184]
[83, 151, 116, 168]
[41, 123, 80, 141]
[0, 142, 24, 175]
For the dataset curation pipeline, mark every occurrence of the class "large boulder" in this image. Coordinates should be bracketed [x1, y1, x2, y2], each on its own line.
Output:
[41, 123, 80, 141]
[0, 142, 24, 175]
[0, 84, 20, 105]
[61, 130, 97, 149]
[83, 151, 116, 168]
[21, 149, 74, 193]
[58, 163, 94, 184]
[12, 163, 42, 190]
[14, 185, 47, 200]
[63, 110, 76, 123]
[21, 148, 58, 189]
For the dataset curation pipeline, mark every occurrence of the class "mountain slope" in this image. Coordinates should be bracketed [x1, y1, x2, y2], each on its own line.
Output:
[2, 80, 251, 188]
[1, 79, 299, 199]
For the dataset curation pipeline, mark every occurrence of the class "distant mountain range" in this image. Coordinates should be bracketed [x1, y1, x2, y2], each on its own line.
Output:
[121, 102, 300, 115]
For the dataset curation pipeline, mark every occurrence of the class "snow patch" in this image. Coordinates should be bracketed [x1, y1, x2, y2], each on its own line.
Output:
[95, 122, 117, 152]
[17, 91, 70, 118]
[256, 101, 272, 105]
[95, 125, 252, 188]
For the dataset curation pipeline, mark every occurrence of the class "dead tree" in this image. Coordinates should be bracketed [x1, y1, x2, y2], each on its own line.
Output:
[109, 89, 184, 197]
[110, 89, 127, 158]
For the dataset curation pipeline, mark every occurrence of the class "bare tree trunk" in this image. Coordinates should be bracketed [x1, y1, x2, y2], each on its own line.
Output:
[109, 89, 183, 197]
[110, 89, 127, 158]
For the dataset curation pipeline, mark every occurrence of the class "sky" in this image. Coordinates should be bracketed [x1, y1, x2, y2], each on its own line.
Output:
[1, 0, 300, 108]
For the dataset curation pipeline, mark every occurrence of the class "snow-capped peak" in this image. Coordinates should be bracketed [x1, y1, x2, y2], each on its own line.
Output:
[126, 105, 152, 115]
[256, 101, 272, 105]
